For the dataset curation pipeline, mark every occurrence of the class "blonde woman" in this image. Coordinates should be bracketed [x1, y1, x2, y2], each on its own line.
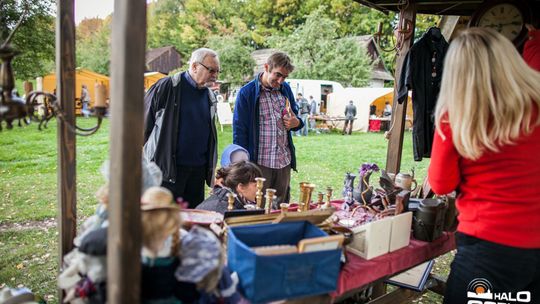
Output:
[428, 28, 540, 304]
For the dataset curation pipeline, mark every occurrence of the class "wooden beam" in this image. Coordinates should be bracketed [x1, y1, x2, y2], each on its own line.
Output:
[385, 2, 417, 174]
[107, 0, 147, 302]
[56, 0, 76, 267]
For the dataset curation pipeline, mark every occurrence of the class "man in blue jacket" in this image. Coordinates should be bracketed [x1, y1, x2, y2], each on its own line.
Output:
[233, 51, 303, 207]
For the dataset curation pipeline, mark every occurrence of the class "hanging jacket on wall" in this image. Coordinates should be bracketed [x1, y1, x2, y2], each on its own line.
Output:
[397, 27, 448, 161]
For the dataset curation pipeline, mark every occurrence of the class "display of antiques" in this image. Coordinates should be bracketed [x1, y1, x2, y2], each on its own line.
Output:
[335, 164, 412, 226]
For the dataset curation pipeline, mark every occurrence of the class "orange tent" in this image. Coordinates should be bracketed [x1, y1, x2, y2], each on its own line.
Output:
[144, 72, 167, 90]
[42, 68, 110, 113]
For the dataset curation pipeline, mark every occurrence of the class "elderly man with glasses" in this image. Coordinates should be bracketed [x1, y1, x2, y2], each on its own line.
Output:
[143, 48, 220, 208]
[233, 51, 304, 207]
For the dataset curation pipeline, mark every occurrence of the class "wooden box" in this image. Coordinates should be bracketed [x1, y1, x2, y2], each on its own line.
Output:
[389, 211, 413, 252]
[346, 217, 392, 260]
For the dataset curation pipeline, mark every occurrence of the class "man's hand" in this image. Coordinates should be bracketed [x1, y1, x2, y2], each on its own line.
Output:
[283, 114, 300, 130]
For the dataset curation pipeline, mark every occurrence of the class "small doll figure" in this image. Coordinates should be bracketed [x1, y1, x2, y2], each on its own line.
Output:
[140, 186, 183, 303]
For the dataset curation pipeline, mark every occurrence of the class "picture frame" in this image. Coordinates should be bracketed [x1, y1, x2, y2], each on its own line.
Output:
[272, 208, 334, 225]
[298, 235, 344, 253]
[386, 260, 434, 291]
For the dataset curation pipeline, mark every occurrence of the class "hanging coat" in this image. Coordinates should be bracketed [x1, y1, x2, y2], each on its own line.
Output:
[397, 27, 449, 161]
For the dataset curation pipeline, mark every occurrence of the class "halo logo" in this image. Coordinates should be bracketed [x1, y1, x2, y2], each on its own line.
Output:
[466, 278, 531, 304]
[468, 278, 494, 299]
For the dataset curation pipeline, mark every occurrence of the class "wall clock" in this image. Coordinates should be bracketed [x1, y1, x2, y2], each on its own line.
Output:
[469, 0, 532, 46]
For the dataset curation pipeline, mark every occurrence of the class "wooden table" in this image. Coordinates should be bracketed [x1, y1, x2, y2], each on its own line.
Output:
[313, 115, 355, 130]
[332, 232, 455, 303]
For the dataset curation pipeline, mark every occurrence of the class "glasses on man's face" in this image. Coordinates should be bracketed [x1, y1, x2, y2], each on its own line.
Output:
[198, 62, 220, 74]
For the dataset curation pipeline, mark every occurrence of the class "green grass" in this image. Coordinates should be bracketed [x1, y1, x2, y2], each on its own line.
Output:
[0, 228, 59, 303]
[0, 118, 448, 303]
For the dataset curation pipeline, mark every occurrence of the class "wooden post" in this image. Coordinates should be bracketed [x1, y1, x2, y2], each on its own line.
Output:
[56, 0, 76, 267]
[385, 3, 417, 174]
[107, 0, 147, 302]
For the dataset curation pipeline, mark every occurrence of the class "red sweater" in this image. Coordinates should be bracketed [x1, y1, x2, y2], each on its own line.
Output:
[428, 121, 540, 248]
[524, 29, 540, 71]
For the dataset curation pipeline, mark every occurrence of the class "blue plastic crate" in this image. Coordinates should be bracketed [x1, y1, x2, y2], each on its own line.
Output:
[227, 221, 341, 303]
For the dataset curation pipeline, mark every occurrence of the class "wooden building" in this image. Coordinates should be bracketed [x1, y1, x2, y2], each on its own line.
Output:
[145, 46, 182, 75]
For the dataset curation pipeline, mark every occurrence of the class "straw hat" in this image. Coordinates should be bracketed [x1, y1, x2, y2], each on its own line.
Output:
[141, 187, 180, 211]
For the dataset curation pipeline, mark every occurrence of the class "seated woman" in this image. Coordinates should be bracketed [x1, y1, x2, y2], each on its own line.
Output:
[197, 161, 262, 214]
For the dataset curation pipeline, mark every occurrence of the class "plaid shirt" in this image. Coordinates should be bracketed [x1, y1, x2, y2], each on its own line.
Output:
[257, 84, 291, 169]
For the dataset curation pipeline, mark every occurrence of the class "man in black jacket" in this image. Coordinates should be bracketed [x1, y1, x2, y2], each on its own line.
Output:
[143, 48, 220, 208]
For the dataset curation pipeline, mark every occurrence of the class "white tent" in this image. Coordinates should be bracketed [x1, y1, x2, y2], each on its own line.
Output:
[326, 88, 394, 132]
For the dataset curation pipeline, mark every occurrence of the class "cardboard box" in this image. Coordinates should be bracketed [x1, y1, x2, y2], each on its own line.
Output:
[389, 211, 413, 252]
[227, 221, 341, 303]
[347, 217, 392, 260]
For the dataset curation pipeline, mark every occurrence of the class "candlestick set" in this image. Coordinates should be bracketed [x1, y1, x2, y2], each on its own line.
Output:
[251, 177, 334, 212]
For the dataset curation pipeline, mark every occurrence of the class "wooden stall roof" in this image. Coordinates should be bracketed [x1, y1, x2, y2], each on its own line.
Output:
[352, 0, 540, 15]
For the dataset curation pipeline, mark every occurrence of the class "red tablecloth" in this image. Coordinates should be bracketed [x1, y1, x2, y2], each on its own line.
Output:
[368, 119, 381, 132]
[332, 232, 455, 298]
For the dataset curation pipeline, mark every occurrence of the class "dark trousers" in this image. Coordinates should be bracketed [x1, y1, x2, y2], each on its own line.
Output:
[161, 165, 206, 209]
[259, 164, 291, 208]
[443, 232, 540, 304]
[342, 119, 353, 135]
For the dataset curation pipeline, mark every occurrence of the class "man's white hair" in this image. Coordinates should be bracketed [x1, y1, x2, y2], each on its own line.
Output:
[188, 48, 219, 66]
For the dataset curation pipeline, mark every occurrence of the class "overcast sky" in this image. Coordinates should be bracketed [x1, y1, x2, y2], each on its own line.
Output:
[75, 0, 114, 24]
[74, 0, 155, 24]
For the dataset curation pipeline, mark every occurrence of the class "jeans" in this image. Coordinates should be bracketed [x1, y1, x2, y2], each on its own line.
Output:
[309, 117, 316, 131]
[82, 101, 90, 118]
[299, 113, 309, 136]
[443, 232, 540, 304]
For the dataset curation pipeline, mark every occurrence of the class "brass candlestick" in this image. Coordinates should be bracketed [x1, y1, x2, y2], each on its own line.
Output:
[297, 182, 308, 211]
[280, 203, 289, 213]
[323, 187, 333, 209]
[317, 192, 325, 208]
[302, 184, 315, 212]
[227, 192, 236, 211]
[255, 177, 266, 209]
[265, 188, 276, 214]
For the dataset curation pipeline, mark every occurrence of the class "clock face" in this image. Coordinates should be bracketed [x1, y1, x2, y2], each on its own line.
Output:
[477, 3, 524, 41]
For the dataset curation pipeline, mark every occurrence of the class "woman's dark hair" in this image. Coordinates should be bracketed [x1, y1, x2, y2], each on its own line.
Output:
[216, 161, 262, 191]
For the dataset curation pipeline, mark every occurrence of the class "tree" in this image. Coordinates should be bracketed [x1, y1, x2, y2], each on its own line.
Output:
[206, 35, 255, 85]
[272, 8, 372, 87]
[76, 17, 111, 75]
[1, 0, 55, 80]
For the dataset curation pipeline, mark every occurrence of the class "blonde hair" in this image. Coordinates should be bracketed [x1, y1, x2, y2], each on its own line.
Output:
[95, 183, 109, 205]
[141, 209, 181, 257]
[435, 28, 540, 160]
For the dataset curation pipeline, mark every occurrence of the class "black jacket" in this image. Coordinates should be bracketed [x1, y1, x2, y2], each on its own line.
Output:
[397, 27, 448, 161]
[196, 186, 246, 215]
[143, 72, 217, 186]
